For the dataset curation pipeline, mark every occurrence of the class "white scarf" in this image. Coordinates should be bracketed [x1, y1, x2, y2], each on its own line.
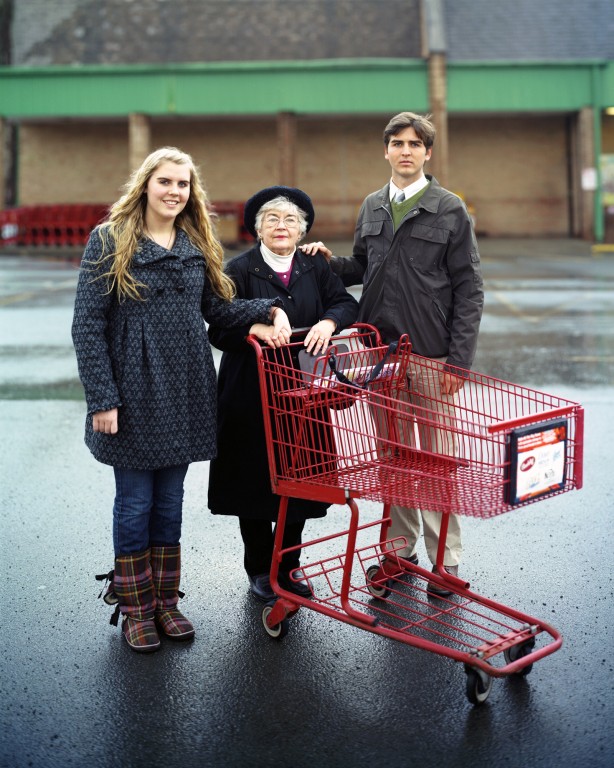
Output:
[259, 241, 296, 272]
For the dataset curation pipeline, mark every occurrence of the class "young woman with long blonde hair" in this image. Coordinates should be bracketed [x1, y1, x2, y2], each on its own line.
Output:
[72, 147, 290, 653]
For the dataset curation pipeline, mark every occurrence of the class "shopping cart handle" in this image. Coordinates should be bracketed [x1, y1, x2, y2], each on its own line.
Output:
[328, 341, 399, 390]
[290, 323, 381, 338]
[486, 405, 578, 433]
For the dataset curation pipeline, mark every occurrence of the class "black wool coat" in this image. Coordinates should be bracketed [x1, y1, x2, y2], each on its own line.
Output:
[207, 244, 359, 522]
[72, 228, 279, 470]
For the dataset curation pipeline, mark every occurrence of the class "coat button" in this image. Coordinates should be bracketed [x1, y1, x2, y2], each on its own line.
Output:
[176, 284, 185, 293]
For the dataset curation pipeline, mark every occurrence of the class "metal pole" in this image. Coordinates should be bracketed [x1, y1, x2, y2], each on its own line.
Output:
[128, 113, 152, 172]
[277, 111, 297, 186]
[592, 64, 604, 243]
[423, 0, 449, 188]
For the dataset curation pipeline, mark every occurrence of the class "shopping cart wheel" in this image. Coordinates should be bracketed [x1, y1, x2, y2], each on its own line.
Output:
[464, 664, 493, 705]
[366, 565, 392, 599]
[503, 637, 536, 676]
[262, 603, 289, 640]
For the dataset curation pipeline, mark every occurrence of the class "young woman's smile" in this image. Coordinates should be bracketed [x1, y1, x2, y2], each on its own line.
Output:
[145, 161, 191, 224]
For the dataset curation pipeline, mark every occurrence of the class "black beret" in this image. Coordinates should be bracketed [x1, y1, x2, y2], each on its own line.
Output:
[243, 186, 315, 237]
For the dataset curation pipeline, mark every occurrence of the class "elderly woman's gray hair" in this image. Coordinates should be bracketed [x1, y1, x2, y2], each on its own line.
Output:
[254, 196, 309, 240]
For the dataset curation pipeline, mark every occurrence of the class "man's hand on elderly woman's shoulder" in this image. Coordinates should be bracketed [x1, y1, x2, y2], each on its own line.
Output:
[299, 242, 333, 262]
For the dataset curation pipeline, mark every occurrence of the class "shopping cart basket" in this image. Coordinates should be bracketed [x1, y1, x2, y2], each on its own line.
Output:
[248, 324, 584, 705]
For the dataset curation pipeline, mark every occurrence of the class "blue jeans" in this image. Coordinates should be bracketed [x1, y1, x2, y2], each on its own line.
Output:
[112, 465, 189, 555]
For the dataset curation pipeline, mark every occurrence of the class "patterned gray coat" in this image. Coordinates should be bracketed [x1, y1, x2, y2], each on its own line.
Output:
[72, 227, 280, 470]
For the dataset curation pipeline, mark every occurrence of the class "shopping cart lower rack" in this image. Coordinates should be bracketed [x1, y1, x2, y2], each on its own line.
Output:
[248, 324, 584, 705]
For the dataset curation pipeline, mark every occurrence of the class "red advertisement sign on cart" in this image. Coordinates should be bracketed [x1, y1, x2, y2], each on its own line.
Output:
[507, 419, 568, 504]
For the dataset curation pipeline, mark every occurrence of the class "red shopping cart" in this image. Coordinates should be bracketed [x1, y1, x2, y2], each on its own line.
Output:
[248, 324, 584, 705]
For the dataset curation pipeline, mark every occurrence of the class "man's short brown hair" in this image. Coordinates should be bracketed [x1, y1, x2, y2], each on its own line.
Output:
[383, 112, 436, 149]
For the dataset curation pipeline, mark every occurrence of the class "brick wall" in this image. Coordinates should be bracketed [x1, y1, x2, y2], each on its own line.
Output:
[17, 113, 571, 238]
[448, 115, 569, 237]
[18, 121, 129, 204]
[17, 116, 385, 238]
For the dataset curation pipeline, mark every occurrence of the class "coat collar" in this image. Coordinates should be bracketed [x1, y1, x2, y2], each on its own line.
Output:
[133, 228, 201, 266]
[245, 243, 314, 285]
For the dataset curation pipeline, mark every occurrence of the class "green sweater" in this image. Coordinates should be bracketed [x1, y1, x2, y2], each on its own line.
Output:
[391, 183, 430, 229]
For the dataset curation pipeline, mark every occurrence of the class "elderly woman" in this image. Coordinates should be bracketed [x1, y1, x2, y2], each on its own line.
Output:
[208, 186, 359, 602]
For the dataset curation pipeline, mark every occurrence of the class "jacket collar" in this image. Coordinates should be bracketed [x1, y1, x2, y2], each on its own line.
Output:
[416, 175, 441, 214]
[133, 228, 200, 266]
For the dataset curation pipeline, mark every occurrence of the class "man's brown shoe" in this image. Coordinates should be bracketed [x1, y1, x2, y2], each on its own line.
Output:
[427, 565, 459, 597]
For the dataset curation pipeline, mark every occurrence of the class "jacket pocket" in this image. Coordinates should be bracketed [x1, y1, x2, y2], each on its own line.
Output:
[360, 220, 385, 238]
[408, 224, 450, 272]
[360, 219, 388, 283]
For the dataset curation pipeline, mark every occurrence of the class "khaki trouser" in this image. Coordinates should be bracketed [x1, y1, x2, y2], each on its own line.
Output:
[378, 356, 463, 567]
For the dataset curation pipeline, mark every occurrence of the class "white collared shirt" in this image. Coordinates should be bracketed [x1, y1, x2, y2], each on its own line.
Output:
[389, 174, 430, 202]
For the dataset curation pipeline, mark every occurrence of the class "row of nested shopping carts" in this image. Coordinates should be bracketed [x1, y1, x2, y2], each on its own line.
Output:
[0, 204, 110, 248]
[0, 202, 253, 249]
[249, 324, 584, 705]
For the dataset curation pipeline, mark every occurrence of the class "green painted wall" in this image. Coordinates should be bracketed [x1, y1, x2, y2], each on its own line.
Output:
[448, 61, 610, 113]
[2, 59, 612, 119]
[1, 60, 428, 118]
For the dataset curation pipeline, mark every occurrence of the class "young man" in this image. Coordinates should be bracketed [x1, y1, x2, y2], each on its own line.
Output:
[303, 111, 483, 595]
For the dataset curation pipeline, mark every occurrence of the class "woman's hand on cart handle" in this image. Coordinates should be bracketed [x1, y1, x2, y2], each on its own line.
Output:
[93, 407, 119, 434]
[299, 241, 333, 262]
[269, 307, 292, 346]
[249, 317, 291, 349]
[304, 318, 337, 355]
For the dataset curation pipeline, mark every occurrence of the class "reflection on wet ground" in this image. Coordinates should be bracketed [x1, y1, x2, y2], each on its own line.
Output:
[476, 254, 614, 387]
[0, 243, 613, 396]
[1, 242, 612, 767]
[475, 333, 613, 388]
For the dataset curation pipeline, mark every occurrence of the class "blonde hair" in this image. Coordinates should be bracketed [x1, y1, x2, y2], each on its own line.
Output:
[95, 146, 235, 302]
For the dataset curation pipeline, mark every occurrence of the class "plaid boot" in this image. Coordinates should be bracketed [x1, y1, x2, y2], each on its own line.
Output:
[113, 550, 161, 653]
[95, 568, 118, 605]
[150, 545, 195, 641]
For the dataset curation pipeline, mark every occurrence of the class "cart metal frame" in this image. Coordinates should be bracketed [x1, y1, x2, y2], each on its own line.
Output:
[248, 325, 584, 704]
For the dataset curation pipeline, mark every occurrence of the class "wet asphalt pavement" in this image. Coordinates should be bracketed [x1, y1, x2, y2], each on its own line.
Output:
[0, 240, 613, 768]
